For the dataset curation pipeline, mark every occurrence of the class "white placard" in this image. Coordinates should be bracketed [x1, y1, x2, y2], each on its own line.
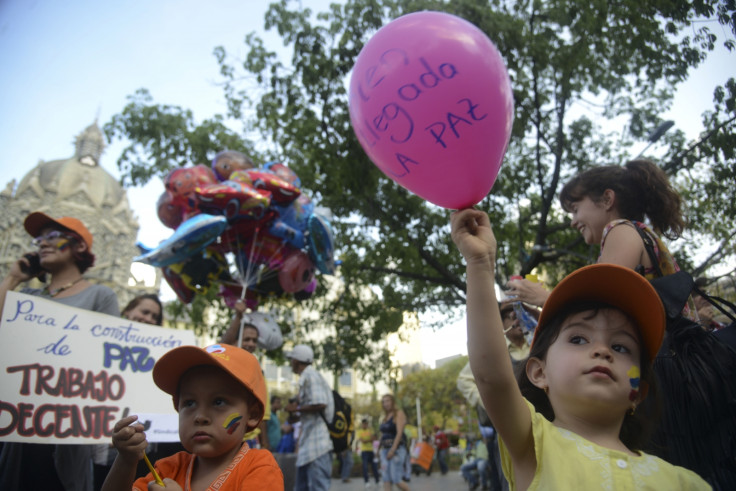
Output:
[0, 292, 197, 444]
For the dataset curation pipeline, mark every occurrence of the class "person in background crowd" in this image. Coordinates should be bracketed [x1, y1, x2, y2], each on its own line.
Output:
[276, 404, 301, 453]
[458, 356, 506, 491]
[460, 435, 490, 491]
[285, 344, 334, 491]
[379, 394, 410, 491]
[339, 447, 354, 483]
[268, 395, 284, 453]
[356, 418, 380, 488]
[499, 300, 536, 367]
[433, 426, 450, 476]
[121, 293, 163, 326]
[0, 212, 119, 491]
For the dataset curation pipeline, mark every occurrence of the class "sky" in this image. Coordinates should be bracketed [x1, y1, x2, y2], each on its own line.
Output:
[1, 0, 733, 367]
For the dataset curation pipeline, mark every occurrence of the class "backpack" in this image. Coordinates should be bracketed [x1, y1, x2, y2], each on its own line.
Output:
[320, 390, 354, 453]
[635, 227, 736, 488]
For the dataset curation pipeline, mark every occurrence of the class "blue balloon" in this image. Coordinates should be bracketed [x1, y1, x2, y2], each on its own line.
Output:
[306, 213, 336, 274]
[134, 214, 228, 267]
[269, 203, 306, 249]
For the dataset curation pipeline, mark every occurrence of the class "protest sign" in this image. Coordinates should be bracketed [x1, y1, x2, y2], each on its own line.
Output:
[0, 291, 196, 444]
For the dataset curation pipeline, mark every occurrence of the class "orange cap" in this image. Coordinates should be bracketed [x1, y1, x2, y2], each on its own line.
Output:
[153, 344, 267, 423]
[24, 212, 94, 250]
[533, 264, 665, 361]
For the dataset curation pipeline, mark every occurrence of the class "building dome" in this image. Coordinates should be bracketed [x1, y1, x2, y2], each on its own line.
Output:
[0, 121, 159, 306]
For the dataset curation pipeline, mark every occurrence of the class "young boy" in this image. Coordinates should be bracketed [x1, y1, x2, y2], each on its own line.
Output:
[102, 344, 284, 491]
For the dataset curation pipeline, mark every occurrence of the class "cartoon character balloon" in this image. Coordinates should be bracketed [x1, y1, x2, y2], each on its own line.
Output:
[278, 251, 316, 293]
[164, 164, 219, 220]
[212, 150, 255, 181]
[348, 11, 514, 209]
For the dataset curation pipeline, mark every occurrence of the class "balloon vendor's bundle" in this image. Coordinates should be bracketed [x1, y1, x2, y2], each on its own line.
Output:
[134, 150, 336, 311]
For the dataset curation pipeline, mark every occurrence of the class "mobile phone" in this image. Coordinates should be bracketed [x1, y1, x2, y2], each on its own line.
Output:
[20, 253, 46, 279]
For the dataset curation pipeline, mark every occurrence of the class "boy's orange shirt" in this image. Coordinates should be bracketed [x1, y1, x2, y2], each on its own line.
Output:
[133, 444, 283, 491]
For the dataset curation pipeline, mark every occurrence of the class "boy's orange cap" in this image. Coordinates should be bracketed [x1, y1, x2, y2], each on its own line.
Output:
[153, 344, 267, 421]
[533, 263, 665, 361]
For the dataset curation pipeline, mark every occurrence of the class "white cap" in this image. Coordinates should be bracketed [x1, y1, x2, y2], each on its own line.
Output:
[287, 344, 314, 364]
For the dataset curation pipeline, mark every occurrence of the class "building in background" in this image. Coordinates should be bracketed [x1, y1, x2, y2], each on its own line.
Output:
[0, 121, 160, 306]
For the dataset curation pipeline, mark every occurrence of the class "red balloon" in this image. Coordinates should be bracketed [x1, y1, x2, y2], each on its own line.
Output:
[230, 169, 301, 204]
[165, 164, 218, 207]
[194, 180, 271, 221]
[156, 191, 183, 229]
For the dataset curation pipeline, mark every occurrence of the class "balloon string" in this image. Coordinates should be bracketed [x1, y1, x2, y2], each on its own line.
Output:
[259, 240, 288, 275]
[226, 227, 249, 298]
[232, 223, 289, 300]
[242, 224, 263, 290]
[234, 229, 247, 301]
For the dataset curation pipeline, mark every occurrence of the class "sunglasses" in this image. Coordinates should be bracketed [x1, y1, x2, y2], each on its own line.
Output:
[32, 230, 73, 247]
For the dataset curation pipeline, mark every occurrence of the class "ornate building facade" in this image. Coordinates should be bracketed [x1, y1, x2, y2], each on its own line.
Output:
[0, 121, 160, 308]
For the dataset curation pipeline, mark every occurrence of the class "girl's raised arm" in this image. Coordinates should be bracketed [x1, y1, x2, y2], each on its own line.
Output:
[450, 210, 536, 470]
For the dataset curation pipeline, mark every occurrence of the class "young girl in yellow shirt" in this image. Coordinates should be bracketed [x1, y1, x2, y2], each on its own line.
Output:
[451, 209, 708, 490]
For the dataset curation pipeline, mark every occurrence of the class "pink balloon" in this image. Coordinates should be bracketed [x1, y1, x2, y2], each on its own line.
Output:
[278, 251, 316, 293]
[349, 11, 514, 209]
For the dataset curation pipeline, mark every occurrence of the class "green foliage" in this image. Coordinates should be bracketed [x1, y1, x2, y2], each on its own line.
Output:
[397, 356, 467, 429]
[352, 390, 384, 426]
[106, 0, 735, 375]
[163, 286, 231, 337]
[103, 89, 260, 187]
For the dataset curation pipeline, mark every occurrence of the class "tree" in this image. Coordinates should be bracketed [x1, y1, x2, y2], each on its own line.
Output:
[397, 356, 467, 430]
[105, 0, 736, 373]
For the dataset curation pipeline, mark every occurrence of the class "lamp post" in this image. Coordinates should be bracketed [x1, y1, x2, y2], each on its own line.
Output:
[634, 120, 675, 159]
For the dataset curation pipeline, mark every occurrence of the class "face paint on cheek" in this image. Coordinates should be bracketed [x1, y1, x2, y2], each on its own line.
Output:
[223, 412, 243, 435]
[627, 365, 641, 402]
[56, 239, 70, 251]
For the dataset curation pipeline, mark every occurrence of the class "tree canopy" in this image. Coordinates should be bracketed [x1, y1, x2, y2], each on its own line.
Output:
[397, 355, 468, 431]
[105, 0, 736, 377]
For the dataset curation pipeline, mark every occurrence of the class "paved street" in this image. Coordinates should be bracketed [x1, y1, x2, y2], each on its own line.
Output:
[276, 452, 472, 490]
[329, 470, 469, 491]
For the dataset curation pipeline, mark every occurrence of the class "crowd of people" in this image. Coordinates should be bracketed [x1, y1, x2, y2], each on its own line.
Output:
[1, 154, 733, 490]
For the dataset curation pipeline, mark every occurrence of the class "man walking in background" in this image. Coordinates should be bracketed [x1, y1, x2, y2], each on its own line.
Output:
[286, 344, 334, 491]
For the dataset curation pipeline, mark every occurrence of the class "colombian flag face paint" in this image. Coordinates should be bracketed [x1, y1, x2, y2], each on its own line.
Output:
[56, 238, 70, 251]
[627, 365, 640, 402]
[223, 412, 243, 434]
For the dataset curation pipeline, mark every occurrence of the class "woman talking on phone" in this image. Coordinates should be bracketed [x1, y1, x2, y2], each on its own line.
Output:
[0, 211, 119, 491]
[0, 212, 118, 318]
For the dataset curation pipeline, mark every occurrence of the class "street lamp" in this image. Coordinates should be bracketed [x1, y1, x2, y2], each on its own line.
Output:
[634, 120, 675, 159]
